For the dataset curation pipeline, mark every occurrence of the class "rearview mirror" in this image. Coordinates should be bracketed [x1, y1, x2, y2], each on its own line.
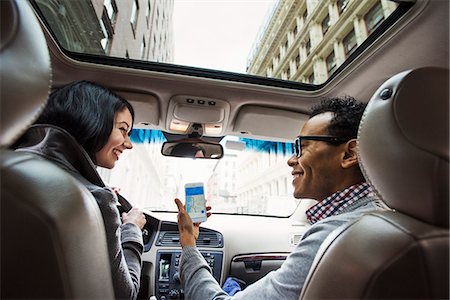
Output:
[161, 139, 224, 159]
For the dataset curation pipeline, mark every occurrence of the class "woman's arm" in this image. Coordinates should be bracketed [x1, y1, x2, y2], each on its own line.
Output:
[91, 187, 144, 300]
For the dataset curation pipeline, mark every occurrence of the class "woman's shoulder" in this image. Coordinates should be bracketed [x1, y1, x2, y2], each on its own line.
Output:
[84, 185, 119, 211]
[88, 185, 116, 201]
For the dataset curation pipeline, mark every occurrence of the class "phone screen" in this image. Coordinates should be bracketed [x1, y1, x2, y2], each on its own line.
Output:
[185, 183, 207, 223]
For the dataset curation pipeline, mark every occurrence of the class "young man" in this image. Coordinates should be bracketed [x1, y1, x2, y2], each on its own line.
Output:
[175, 96, 387, 299]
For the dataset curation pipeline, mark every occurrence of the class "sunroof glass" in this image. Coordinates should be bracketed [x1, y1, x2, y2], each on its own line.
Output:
[33, 0, 405, 86]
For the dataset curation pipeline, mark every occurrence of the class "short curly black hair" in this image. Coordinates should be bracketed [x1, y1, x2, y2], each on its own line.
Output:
[310, 96, 366, 139]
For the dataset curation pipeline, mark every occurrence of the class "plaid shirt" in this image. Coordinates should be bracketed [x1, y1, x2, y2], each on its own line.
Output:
[306, 182, 374, 224]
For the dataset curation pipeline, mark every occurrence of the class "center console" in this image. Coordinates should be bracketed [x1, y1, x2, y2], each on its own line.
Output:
[155, 250, 223, 300]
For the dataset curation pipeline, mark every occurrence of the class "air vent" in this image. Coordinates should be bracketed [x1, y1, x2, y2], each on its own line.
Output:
[289, 233, 303, 246]
[156, 231, 223, 248]
[196, 232, 222, 247]
[156, 232, 180, 246]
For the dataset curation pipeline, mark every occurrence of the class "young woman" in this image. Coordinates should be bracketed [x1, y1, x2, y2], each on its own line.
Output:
[15, 81, 146, 299]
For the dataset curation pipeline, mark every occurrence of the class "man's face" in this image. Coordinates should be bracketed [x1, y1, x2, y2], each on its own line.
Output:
[287, 112, 345, 201]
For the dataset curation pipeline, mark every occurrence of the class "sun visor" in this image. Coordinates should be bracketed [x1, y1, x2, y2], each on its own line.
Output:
[234, 106, 308, 142]
[116, 92, 159, 128]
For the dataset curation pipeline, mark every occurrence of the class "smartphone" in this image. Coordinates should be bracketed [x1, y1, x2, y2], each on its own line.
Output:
[184, 182, 207, 223]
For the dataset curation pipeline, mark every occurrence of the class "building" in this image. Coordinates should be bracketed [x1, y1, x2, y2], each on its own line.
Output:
[206, 154, 239, 212]
[246, 0, 397, 84]
[235, 139, 296, 216]
[205, 140, 297, 216]
[35, 0, 174, 62]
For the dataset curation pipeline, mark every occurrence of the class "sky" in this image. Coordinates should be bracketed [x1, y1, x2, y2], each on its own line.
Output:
[173, 0, 276, 73]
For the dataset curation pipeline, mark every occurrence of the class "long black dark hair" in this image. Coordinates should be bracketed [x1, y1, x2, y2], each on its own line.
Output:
[35, 80, 135, 162]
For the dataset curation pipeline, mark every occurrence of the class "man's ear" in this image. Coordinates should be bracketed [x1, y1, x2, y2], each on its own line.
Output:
[341, 139, 358, 169]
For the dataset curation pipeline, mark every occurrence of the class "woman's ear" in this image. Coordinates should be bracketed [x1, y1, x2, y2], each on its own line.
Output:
[341, 139, 358, 169]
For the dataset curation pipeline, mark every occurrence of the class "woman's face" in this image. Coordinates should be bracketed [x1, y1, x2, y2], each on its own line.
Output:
[95, 107, 133, 169]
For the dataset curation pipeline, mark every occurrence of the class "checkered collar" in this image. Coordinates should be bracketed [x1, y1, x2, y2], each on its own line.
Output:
[306, 182, 374, 225]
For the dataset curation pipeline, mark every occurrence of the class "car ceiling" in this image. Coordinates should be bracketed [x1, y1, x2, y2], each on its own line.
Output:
[40, 0, 448, 141]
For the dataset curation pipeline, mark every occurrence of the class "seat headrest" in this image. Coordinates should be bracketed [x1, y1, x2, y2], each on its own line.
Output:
[0, 0, 51, 147]
[358, 67, 449, 227]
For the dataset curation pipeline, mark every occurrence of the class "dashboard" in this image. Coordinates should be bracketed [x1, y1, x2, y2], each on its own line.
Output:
[155, 250, 223, 299]
[139, 207, 311, 300]
[140, 214, 225, 300]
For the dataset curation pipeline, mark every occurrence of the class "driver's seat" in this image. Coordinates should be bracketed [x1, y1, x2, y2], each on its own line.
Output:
[0, 0, 114, 298]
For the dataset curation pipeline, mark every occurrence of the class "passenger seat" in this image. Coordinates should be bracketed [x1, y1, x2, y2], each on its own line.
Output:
[299, 67, 449, 299]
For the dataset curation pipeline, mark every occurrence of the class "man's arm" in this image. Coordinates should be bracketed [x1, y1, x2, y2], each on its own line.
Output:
[175, 198, 346, 300]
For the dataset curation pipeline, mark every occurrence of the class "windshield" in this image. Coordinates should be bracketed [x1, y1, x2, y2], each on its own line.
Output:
[33, 0, 401, 86]
[98, 129, 299, 217]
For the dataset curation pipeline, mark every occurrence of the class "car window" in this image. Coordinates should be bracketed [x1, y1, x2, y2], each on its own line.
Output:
[98, 129, 299, 217]
[32, 0, 404, 87]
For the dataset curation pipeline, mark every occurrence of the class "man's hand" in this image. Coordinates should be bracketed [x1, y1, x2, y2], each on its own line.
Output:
[174, 198, 212, 248]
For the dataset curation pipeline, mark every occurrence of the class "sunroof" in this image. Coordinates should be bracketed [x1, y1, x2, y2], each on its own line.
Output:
[33, 0, 407, 86]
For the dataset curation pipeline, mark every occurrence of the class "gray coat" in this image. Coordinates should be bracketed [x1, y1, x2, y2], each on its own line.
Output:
[16, 125, 144, 300]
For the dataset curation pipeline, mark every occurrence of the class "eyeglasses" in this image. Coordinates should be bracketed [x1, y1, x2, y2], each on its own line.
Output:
[294, 135, 350, 157]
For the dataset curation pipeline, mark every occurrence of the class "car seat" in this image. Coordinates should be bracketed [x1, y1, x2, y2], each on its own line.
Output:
[0, 0, 114, 298]
[299, 67, 449, 299]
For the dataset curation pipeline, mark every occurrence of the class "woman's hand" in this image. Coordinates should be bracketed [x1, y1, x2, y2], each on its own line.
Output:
[122, 207, 147, 230]
[111, 186, 121, 194]
[174, 198, 211, 247]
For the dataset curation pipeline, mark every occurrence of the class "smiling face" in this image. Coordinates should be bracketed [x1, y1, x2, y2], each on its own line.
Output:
[95, 108, 133, 169]
[287, 112, 347, 201]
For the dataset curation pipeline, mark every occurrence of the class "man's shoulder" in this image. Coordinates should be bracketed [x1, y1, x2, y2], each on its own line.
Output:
[304, 195, 384, 237]
[302, 216, 349, 242]
[318, 195, 384, 225]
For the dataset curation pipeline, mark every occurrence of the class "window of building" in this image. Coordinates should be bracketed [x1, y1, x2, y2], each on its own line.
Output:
[130, 0, 139, 36]
[293, 24, 298, 36]
[308, 72, 315, 84]
[302, 9, 308, 22]
[337, 0, 349, 15]
[125, 50, 129, 58]
[322, 14, 330, 36]
[305, 36, 311, 57]
[295, 54, 300, 67]
[365, 1, 385, 35]
[140, 36, 146, 59]
[326, 51, 337, 74]
[284, 39, 289, 51]
[103, 0, 117, 24]
[100, 15, 112, 53]
[146, 0, 152, 27]
[153, 35, 157, 49]
[343, 29, 357, 57]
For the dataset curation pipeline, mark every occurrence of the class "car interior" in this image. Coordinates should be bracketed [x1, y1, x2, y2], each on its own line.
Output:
[1, 0, 448, 299]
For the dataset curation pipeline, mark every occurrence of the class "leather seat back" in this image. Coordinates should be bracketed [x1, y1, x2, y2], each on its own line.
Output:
[300, 67, 449, 299]
[0, 1, 114, 298]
